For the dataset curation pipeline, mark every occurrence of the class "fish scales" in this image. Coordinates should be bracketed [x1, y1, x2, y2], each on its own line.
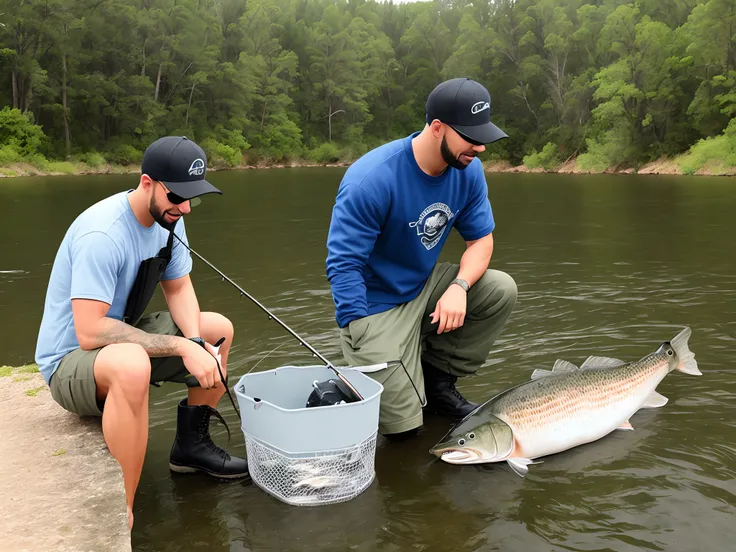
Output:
[495, 360, 666, 457]
[430, 328, 701, 475]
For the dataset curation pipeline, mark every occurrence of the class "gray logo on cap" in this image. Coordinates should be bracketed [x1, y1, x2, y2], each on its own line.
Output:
[471, 101, 490, 115]
[188, 159, 205, 176]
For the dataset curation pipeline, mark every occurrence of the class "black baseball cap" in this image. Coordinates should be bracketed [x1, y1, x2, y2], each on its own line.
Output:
[141, 136, 222, 200]
[426, 78, 508, 144]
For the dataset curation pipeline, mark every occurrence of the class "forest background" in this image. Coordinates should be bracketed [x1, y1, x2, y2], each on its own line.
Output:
[1, 0, 734, 177]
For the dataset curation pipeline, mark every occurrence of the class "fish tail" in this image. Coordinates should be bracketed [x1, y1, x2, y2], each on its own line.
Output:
[671, 327, 701, 376]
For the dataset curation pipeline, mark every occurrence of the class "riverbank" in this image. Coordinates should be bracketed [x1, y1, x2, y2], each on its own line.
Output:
[0, 156, 733, 179]
[481, 157, 736, 176]
[0, 364, 130, 552]
[0, 159, 351, 179]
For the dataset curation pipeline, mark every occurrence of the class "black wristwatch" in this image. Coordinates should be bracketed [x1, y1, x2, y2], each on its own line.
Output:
[450, 278, 470, 292]
[188, 337, 206, 348]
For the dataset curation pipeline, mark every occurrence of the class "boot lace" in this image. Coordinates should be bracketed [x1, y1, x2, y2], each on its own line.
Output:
[197, 407, 232, 460]
[447, 376, 466, 403]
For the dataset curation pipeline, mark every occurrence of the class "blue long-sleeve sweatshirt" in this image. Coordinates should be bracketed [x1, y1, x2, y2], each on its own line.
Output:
[325, 132, 495, 328]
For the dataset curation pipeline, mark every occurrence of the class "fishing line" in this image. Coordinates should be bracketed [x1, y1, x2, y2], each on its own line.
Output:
[377, 359, 427, 408]
[212, 337, 240, 421]
[245, 342, 288, 375]
[172, 232, 364, 401]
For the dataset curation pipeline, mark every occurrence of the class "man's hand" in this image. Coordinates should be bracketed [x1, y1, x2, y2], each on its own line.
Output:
[430, 283, 467, 334]
[180, 339, 221, 389]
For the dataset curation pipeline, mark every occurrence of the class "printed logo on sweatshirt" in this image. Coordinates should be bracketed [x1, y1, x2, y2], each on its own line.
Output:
[409, 202, 454, 250]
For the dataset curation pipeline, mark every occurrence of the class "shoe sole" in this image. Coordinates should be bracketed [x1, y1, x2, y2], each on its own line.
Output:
[169, 462, 251, 480]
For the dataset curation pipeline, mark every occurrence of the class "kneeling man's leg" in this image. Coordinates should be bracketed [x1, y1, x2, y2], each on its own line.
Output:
[421, 263, 518, 418]
[340, 306, 425, 436]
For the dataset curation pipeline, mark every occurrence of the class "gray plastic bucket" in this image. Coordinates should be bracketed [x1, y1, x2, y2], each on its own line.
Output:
[234, 366, 383, 506]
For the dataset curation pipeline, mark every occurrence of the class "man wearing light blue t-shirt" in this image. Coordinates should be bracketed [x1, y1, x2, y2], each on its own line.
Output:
[35, 136, 247, 530]
[326, 78, 518, 438]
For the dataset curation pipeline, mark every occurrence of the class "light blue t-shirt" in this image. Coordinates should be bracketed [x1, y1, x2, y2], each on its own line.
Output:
[35, 190, 192, 384]
[326, 132, 495, 328]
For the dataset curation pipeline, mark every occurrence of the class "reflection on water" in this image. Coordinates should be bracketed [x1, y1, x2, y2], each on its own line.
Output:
[1, 170, 734, 552]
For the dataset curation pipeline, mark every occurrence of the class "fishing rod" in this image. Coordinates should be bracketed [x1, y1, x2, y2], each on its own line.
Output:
[172, 233, 364, 402]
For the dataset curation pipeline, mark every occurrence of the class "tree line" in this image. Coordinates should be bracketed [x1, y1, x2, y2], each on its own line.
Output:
[0, 0, 734, 174]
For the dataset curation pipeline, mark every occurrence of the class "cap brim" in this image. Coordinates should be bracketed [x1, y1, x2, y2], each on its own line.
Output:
[450, 121, 508, 144]
[162, 179, 223, 200]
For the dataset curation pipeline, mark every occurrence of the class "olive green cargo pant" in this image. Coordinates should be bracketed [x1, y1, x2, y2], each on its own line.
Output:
[339, 262, 517, 435]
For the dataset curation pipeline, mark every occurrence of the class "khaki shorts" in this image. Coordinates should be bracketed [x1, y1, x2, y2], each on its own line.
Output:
[49, 311, 190, 417]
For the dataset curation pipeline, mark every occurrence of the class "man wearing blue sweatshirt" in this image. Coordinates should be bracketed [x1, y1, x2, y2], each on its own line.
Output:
[326, 78, 518, 437]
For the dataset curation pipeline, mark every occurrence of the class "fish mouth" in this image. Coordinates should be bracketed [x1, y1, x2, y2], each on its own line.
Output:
[432, 447, 484, 464]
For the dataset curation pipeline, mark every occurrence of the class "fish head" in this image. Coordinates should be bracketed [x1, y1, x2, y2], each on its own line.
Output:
[430, 413, 514, 464]
[654, 342, 679, 372]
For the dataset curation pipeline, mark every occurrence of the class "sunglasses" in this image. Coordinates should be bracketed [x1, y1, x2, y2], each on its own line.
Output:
[442, 123, 484, 147]
[455, 130, 485, 147]
[156, 181, 189, 205]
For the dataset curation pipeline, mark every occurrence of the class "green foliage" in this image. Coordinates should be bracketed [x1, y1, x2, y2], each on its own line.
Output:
[0, 364, 40, 377]
[25, 385, 47, 397]
[678, 119, 736, 175]
[47, 161, 77, 174]
[257, 115, 304, 161]
[201, 139, 243, 169]
[523, 142, 561, 170]
[0, 107, 46, 156]
[577, 141, 612, 173]
[104, 145, 142, 166]
[0, 146, 22, 165]
[78, 152, 106, 168]
[308, 143, 341, 164]
[30, 154, 50, 171]
[0, 0, 734, 173]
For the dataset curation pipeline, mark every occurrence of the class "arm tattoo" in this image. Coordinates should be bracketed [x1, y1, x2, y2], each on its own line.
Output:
[94, 318, 181, 357]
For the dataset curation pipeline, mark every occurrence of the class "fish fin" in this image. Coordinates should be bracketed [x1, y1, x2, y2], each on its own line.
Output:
[532, 360, 579, 380]
[531, 369, 553, 380]
[671, 327, 701, 376]
[616, 420, 634, 431]
[641, 390, 668, 408]
[552, 359, 579, 373]
[580, 356, 627, 369]
[507, 458, 540, 477]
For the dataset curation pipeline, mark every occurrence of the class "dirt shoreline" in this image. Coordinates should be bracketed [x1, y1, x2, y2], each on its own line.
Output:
[0, 160, 352, 179]
[481, 158, 735, 176]
[0, 365, 131, 552]
[1, 157, 733, 179]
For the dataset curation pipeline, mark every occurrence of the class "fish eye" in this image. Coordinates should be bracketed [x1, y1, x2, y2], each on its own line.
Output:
[468, 433, 475, 439]
[458, 438, 466, 446]
[666, 349, 674, 356]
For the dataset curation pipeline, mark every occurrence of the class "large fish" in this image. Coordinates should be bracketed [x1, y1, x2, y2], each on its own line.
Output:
[429, 327, 701, 476]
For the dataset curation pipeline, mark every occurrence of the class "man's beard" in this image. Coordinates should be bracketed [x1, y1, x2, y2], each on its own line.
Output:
[149, 195, 176, 230]
[440, 136, 474, 170]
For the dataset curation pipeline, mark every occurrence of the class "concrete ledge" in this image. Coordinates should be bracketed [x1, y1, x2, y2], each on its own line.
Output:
[0, 365, 131, 552]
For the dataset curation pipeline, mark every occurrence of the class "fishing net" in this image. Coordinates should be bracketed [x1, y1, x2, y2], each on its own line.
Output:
[245, 433, 377, 506]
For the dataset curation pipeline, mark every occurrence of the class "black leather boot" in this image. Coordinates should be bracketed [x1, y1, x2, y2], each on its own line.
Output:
[169, 399, 249, 479]
[423, 363, 479, 420]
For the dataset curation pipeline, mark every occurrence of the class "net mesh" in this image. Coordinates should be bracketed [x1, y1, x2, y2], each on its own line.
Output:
[245, 432, 377, 506]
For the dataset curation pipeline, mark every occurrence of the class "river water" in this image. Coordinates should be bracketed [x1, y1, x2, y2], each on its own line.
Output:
[1, 169, 734, 551]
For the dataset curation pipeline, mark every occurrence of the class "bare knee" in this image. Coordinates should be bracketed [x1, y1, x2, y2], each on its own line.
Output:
[200, 312, 234, 345]
[95, 344, 151, 406]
